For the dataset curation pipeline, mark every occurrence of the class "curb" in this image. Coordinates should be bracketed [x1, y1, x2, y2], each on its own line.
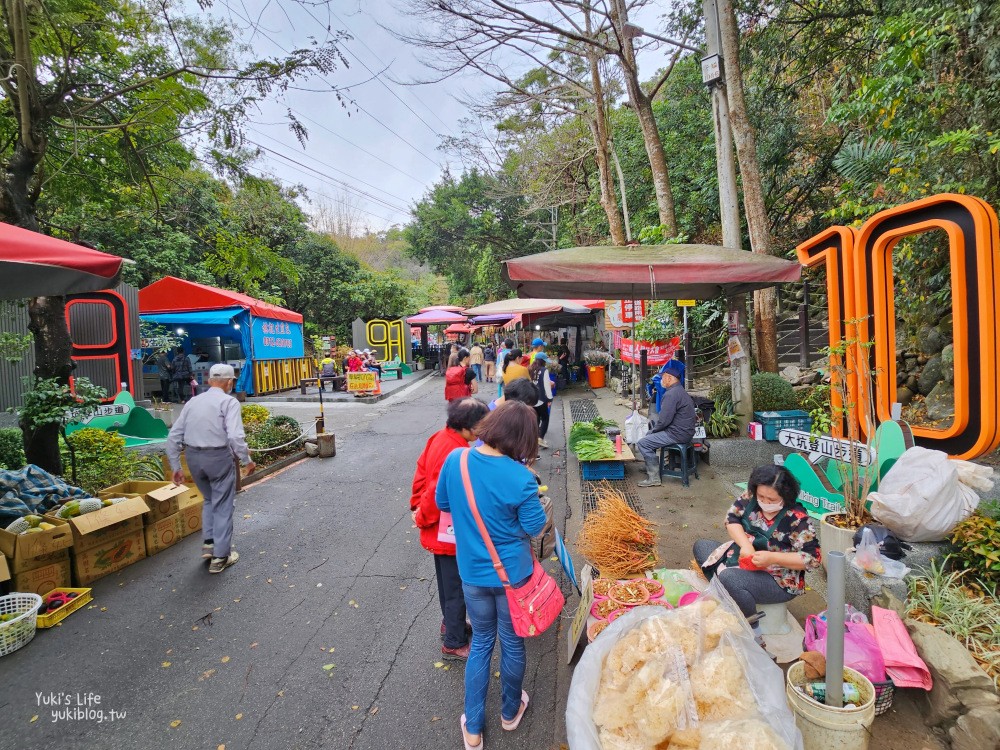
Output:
[240, 450, 308, 487]
[250, 370, 433, 404]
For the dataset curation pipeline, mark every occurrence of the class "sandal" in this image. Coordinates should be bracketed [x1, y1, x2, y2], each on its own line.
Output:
[460, 714, 482, 749]
[501, 690, 529, 731]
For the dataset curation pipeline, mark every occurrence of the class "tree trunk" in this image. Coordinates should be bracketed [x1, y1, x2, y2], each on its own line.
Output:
[610, 0, 678, 237]
[718, 0, 778, 372]
[585, 54, 626, 245]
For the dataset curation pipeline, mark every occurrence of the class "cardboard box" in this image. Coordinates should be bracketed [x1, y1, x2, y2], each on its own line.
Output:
[47, 495, 149, 553]
[0, 554, 9, 584]
[144, 513, 186, 556]
[70, 527, 146, 585]
[99, 481, 197, 524]
[179, 501, 203, 538]
[12, 552, 72, 596]
[0, 521, 74, 573]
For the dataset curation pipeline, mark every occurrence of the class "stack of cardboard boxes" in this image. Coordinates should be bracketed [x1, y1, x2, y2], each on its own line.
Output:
[0, 521, 73, 595]
[0, 480, 205, 595]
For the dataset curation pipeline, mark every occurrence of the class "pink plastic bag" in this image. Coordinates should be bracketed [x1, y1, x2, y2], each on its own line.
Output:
[871, 606, 932, 690]
[804, 614, 887, 683]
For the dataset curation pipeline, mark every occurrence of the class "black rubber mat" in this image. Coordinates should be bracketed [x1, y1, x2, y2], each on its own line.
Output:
[569, 399, 600, 423]
[581, 479, 645, 518]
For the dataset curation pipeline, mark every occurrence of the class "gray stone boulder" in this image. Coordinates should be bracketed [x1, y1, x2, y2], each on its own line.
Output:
[940, 343, 955, 384]
[896, 386, 915, 406]
[918, 354, 945, 395]
[925, 381, 956, 422]
[951, 706, 1000, 750]
[919, 324, 947, 355]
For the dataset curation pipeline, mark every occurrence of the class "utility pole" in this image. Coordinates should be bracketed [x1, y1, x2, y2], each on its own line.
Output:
[703, 0, 752, 426]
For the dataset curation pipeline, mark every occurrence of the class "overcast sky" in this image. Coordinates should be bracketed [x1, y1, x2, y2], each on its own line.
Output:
[221, 0, 688, 234]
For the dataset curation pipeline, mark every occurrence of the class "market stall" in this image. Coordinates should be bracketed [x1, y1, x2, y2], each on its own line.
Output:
[139, 277, 308, 396]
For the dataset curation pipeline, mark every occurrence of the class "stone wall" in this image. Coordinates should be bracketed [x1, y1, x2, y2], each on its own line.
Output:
[896, 322, 954, 422]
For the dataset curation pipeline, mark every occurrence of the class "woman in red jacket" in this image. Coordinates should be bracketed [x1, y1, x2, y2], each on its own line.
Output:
[410, 397, 490, 660]
[445, 348, 477, 401]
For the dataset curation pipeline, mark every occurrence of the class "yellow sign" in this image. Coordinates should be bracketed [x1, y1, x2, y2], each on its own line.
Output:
[677, 299, 696, 307]
[567, 564, 594, 663]
[366, 319, 406, 362]
[347, 372, 377, 392]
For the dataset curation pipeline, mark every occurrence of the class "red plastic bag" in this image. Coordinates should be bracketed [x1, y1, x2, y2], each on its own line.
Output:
[803, 615, 887, 683]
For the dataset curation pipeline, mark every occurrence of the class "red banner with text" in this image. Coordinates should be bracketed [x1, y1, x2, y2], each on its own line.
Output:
[615, 335, 681, 366]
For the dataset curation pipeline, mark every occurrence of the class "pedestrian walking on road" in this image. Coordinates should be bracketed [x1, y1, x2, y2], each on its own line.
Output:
[501, 349, 529, 385]
[482, 343, 496, 382]
[166, 364, 255, 574]
[529, 353, 555, 450]
[469, 342, 484, 382]
[435, 402, 547, 749]
[495, 339, 513, 398]
[171, 347, 194, 403]
[410, 397, 490, 660]
[445, 348, 477, 401]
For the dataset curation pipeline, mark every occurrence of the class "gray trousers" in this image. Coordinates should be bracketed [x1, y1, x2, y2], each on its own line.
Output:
[186, 446, 237, 558]
[637, 429, 689, 462]
[693, 539, 796, 617]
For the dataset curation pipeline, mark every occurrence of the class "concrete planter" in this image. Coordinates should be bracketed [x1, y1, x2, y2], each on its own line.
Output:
[151, 408, 174, 428]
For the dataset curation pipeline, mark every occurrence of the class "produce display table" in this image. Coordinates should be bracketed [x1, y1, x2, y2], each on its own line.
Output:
[580, 440, 634, 480]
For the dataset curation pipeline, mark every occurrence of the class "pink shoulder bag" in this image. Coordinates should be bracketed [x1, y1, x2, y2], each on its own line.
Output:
[459, 449, 565, 638]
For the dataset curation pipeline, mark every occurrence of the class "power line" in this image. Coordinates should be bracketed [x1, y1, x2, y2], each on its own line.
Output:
[247, 139, 411, 215]
[248, 127, 413, 206]
[215, 1, 442, 170]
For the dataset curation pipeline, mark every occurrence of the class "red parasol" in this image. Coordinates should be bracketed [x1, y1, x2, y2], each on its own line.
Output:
[0, 222, 125, 300]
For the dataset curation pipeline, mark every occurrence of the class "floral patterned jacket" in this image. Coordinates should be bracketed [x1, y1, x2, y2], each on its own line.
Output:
[726, 496, 822, 595]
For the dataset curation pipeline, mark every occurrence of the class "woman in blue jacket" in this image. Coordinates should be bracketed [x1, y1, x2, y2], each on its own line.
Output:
[436, 401, 547, 749]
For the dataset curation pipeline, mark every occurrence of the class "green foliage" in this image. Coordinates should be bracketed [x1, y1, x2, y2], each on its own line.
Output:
[0, 428, 26, 470]
[632, 301, 679, 343]
[797, 384, 834, 436]
[709, 373, 798, 414]
[706, 400, 741, 438]
[241, 404, 270, 426]
[60, 429, 132, 495]
[245, 416, 302, 468]
[950, 514, 1000, 585]
[129, 454, 166, 482]
[16, 377, 106, 432]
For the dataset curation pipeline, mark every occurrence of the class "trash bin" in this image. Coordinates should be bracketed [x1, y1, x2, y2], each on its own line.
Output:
[587, 365, 606, 388]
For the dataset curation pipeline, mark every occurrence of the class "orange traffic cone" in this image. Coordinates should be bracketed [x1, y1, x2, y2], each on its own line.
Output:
[372, 377, 382, 396]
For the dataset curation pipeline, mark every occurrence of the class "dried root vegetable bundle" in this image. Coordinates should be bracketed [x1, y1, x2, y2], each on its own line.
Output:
[578, 482, 658, 578]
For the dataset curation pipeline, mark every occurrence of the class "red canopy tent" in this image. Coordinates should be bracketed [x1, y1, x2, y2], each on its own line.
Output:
[0, 222, 125, 300]
[406, 310, 467, 325]
[139, 276, 302, 323]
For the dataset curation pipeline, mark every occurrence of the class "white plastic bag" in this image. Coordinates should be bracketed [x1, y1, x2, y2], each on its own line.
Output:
[850, 528, 911, 579]
[624, 409, 649, 444]
[869, 446, 980, 542]
[566, 578, 803, 750]
[953, 458, 995, 494]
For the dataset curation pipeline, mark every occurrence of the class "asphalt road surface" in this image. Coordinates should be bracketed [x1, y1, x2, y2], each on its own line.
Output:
[0, 377, 572, 750]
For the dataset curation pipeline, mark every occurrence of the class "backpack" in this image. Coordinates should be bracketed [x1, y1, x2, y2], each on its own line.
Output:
[444, 366, 471, 401]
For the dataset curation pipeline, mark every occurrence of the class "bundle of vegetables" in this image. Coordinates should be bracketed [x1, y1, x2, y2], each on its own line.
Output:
[578, 483, 658, 578]
[570, 422, 617, 460]
[591, 417, 619, 431]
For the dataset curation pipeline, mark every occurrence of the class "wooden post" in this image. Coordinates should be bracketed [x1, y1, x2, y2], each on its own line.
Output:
[798, 304, 809, 368]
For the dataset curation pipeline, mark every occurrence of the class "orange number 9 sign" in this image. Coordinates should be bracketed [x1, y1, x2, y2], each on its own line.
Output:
[797, 194, 1000, 459]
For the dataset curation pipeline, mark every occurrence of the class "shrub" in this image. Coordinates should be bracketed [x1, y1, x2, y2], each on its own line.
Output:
[0, 428, 26, 470]
[61, 428, 133, 494]
[708, 373, 798, 414]
[241, 404, 270, 426]
[706, 399, 741, 438]
[245, 416, 301, 467]
[950, 513, 1000, 585]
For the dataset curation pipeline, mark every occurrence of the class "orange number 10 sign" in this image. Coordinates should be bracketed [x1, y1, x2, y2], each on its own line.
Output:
[796, 194, 1000, 460]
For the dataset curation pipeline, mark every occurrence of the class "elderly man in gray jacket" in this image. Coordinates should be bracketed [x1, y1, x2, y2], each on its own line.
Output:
[636, 360, 696, 487]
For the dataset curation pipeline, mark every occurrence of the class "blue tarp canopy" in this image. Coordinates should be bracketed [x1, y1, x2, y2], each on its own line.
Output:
[140, 307, 245, 326]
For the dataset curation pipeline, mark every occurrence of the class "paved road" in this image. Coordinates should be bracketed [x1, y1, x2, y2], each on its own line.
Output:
[0, 377, 572, 750]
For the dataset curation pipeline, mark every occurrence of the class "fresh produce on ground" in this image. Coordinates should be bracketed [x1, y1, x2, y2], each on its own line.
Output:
[54, 496, 124, 519]
[569, 422, 604, 450]
[577, 483, 658, 578]
[593, 578, 615, 598]
[609, 580, 651, 606]
[592, 599, 623, 620]
[636, 578, 664, 598]
[5, 513, 61, 535]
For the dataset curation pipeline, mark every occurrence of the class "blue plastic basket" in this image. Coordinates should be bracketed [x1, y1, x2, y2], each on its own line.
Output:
[753, 410, 812, 441]
[581, 461, 626, 480]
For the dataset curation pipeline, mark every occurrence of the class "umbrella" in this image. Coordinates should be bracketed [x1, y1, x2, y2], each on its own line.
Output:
[406, 310, 467, 325]
[0, 222, 125, 300]
[469, 313, 516, 324]
[463, 298, 593, 316]
[502, 244, 801, 300]
[444, 323, 474, 334]
[419, 304, 465, 313]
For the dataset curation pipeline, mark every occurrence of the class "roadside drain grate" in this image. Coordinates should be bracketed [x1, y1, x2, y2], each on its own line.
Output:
[581, 479, 645, 517]
[569, 399, 600, 423]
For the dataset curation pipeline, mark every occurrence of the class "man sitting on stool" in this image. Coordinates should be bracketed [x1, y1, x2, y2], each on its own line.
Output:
[636, 360, 696, 487]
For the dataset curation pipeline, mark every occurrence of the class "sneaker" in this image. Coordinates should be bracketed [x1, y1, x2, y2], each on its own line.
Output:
[442, 643, 470, 661]
[209, 551, 239, 574]
[538, 438, 549, 449]
[201, 542, 214, 559]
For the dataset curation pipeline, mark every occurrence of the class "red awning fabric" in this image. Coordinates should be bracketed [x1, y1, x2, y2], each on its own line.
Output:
[503, 245, 802, 300]
[0, 222, 124, 300]
[406, 310, 467, 325]
[463, 299, 592, 316]
[139, 276, 302, 323]
[445, 323, 474, 334]
[569, 299, 606, 310]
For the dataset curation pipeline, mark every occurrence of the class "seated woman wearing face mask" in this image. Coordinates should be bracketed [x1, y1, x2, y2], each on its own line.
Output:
[693, 465, 821, 635]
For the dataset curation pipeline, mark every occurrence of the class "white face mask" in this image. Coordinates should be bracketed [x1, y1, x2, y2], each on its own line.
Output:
[758, 499, 784, 515]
